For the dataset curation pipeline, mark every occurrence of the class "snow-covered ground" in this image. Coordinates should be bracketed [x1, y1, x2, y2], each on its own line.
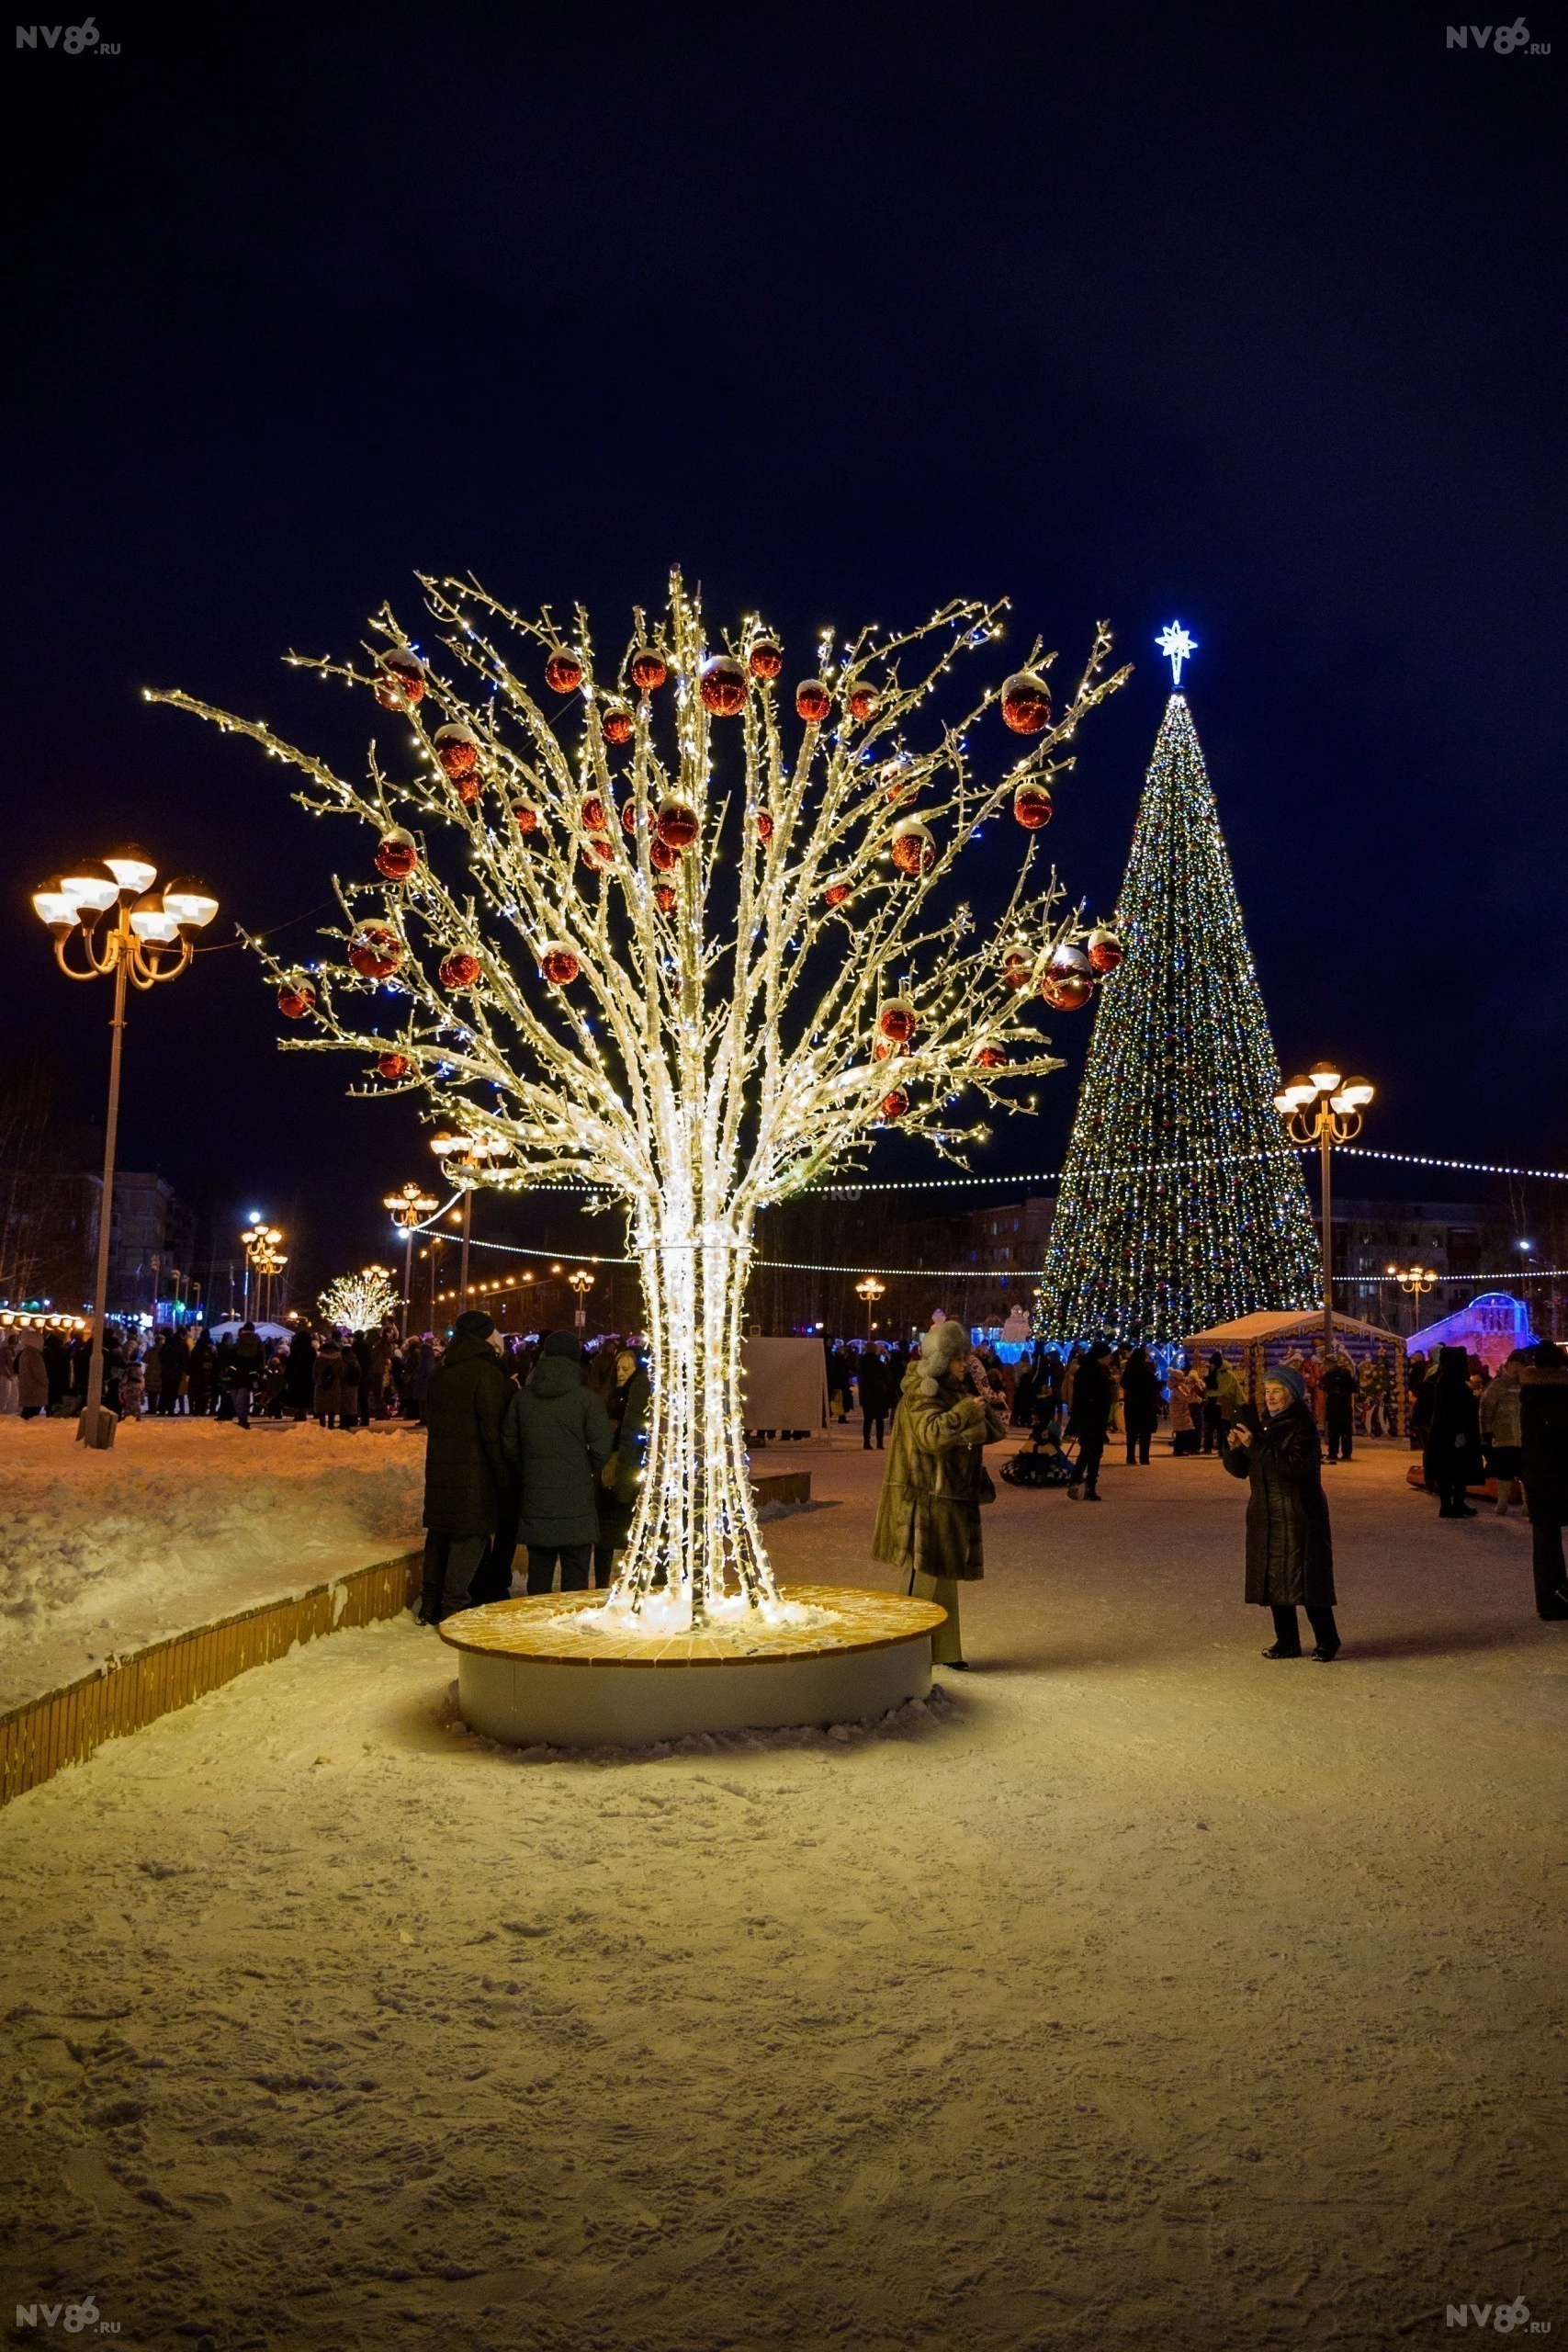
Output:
[0, 1441, 1562, 2348]
[0, 1419, 423, 1712]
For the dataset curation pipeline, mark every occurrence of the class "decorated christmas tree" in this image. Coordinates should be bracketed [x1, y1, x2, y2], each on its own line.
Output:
[1036, 633, 1318, 1346]
[153, 572, 1127, 1628]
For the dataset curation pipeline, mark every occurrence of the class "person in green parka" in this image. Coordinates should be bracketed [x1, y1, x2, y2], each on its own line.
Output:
[872, 1318, 1008, 1669]
[502, 1330, 614, 1595]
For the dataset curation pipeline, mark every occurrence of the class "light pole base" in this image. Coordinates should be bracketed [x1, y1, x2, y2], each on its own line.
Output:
[74, 1406, 118, 1451]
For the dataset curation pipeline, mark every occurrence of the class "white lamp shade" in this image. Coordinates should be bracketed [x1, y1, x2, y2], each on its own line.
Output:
[161, 876, 219, 929]
[105, 843, 158, 894]
[1339, 1077, 1374, 1107]
[129, 891, 182, 945]
[60, 861, 122, 916]
[1308, 1062, 1343, 1094]
[32, 876, 75, 927]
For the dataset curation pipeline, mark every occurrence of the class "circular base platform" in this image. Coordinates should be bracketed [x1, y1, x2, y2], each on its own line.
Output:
[437, 1584, 946, 1747]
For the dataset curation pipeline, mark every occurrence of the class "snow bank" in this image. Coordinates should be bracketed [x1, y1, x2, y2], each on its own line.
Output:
[0, 1419, 423, 1711]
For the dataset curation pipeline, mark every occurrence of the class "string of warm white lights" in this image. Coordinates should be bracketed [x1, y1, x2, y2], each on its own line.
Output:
[152, 571, 1129, 1630]
[1036, 693, 1319, 1344]
[1335, 1148, 1568, 1184]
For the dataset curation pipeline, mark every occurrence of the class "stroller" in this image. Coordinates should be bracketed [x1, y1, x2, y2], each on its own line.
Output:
[1001, 1409, 1075, 1488]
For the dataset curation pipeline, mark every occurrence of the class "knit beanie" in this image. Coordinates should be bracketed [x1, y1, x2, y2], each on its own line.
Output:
[455, 1310, 495, 1339]
[1267, 1363, 1305, 1402]
[544, 1329, 581, 1359]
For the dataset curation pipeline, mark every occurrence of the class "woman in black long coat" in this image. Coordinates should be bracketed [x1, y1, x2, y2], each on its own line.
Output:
[1224, 1363, 1340, 1660]
[1121, 1346, 1162, 1465]
[1066, 1341, 1112, 1501]
[1424, 1345, 1483, 1518]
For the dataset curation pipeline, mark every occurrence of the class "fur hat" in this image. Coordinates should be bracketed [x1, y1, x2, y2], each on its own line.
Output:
[918, 1319, 969, 1396]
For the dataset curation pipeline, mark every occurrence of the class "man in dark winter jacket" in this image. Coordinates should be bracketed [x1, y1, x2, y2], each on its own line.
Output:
[502, 1330, 614, 1595]
[418, 1310, 513, 1623]
[1518, 1341, 1568, 1621]
[1319, 1353, 1359, 1464]
[1066, 1341, 1112, 1500]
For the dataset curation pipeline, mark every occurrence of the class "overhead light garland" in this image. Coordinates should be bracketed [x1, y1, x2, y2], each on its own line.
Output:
[151, 573, 1128, 1630]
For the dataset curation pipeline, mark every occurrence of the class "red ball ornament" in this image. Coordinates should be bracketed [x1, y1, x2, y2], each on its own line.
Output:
[699, 656, 748, 717]
[824, 882, 852, 908]
[1040, 945, 1094, 1012]
[512, 801, 540, 834]
[277, 979, 315, 1020]
[545, 649, 584, 695]
[876, 1000, 918, 1046]
[974, 1044, 1009, 1069]
[749, 639, 784, 680]
[795, 678, 832, 723]
[649, 835, 679, 873]
[879, 1089, 909, 1122]
[434, 723, 479, 781]
[540, 944, 581, 987]
[755, 809, 774, 843]
[630, 648, 667, 694]
[890, 820, 935, 876]
[1012, 783, 1054, 831]
[581, 838, 615, 870]
[1002, 948, 1034, 991]
[656, 799, 700, 851]
[847, 682, 880, 724]
[374, 647, 426, 709]
[1086, 926, 1123, 974]
[1000, 671, 1052, 735]
[601, 703, 634, 747]
[581, 795, 609, 834]
[348, 923, 403, 980]
[377, 1050, 412, 1081]
[621, 799, 644, 834]
[438, 950, 481, 990]
[654, 884, 677, 914]
[375, 828, 419, 881]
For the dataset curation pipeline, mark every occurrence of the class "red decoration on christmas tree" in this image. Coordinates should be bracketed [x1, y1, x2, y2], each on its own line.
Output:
[749, 639, 784, 680]
[847, 683, 879, 723]
[511, 802, 539, 834]
[1000, 672, 1052, 735]
[1039, 945, 1094, 1011]
[876, 1001, 918, 1045]
[756, 809, 774, 843]
[656, 799, 700, 850]
[630, 648, 667, 693]
[890, 820, 935, 876]
[795, 679, 831, 723]
[439, 951, 481, 990]
[649, 835, 678, 873]
[581, 796, 609, 834]
[879, 1088, 909, 1121]
[348, 924, 403, 979]
[601, 703, 634, 746]
[545, 649, 584, 695]
[973, 1044, 1009, 1069]
[540, 944, 580, 986]
[1002, 948, 1033, 991]
[1086, 926, 1123, 973]
[434, 723, 479, 780]
[824, 882, 852, 907]
[654, 884, 677, 913]
[1012, 783, 1054, 830]
[374, 648, 425, 709]
[377, 1050, 412, 1080]
[699, 657, 747, 716]
[277, 979, 315, 1019]
[375, 829, 419, 880]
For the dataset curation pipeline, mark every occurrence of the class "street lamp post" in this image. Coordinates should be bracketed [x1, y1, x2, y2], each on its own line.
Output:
[568, 1268, 594, 1336]
[855, 1274, 886, 1338]
[429, 1131, 508, 1318]
[385, 1183, 440, 1337]
[241, 1218, 285, 1327]
[32, 847, 218, 1447]
[1275, 1062, 1375, 1359]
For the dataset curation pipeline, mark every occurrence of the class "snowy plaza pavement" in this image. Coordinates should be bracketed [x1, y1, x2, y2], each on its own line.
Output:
[1, 1436, 1563, 2350]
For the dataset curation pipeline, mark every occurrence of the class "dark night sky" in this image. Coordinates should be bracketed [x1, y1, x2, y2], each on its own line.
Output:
[6, 2, 1563, 1294]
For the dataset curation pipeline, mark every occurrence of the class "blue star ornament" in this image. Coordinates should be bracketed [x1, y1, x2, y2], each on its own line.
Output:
[1155, 621, 1198, 685]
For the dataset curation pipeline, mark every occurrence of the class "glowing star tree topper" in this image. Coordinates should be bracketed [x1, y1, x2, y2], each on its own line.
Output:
[151, 572, 1128, 1630]
[1155, 620, 1198, 686]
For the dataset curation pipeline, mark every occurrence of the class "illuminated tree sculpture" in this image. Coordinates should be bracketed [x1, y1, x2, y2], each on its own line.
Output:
[152, 574, 1126, 1628]
[319, 1264, 400, 1333]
